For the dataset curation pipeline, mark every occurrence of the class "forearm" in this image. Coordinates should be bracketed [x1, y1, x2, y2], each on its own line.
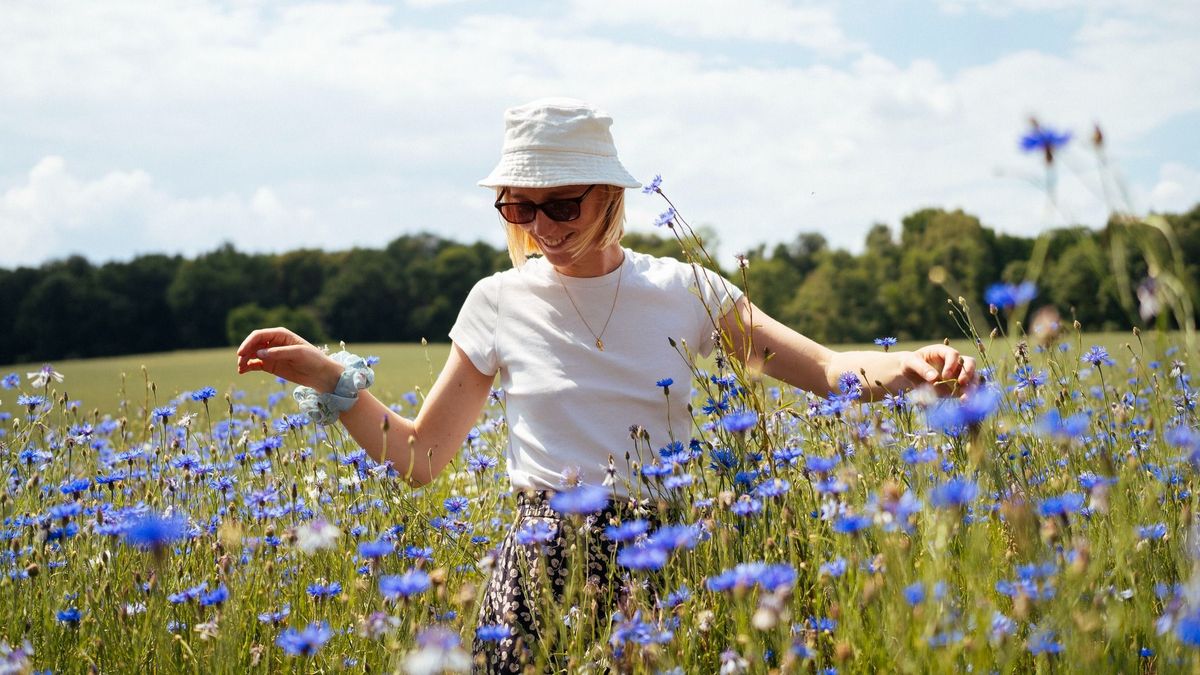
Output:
[824, 350, 916, 399]
[336, 392, 442, 486]
[332, 345, 492, 486]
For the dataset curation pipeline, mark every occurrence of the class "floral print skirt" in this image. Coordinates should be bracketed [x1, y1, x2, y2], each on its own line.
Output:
[472, 491, 631, 674]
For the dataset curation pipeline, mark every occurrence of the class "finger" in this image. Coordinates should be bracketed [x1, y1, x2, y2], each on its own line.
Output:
[903, 353, 940, 384]
[236, 327, 298, 357]
[237, 329, 273, 357]
[957, 357, 978, 386]
[940, 349, 961, 380]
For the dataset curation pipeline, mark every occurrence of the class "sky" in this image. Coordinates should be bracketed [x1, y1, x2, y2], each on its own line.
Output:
[2, 0, 1198, 269]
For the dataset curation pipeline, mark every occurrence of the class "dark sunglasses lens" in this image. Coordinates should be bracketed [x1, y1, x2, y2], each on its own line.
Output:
[542, 201, 579, 222]
[499, 204, 536, 223]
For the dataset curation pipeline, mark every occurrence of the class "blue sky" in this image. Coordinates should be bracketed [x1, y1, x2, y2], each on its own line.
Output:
[2, 0, 1197, 268]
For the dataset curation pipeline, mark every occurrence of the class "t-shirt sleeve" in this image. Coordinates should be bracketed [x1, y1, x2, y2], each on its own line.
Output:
[448, 275, 501, 376]
[690, 263, 745, 357]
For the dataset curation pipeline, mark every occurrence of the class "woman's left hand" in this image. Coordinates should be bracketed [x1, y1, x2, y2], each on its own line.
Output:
[902, 344, 978, 396]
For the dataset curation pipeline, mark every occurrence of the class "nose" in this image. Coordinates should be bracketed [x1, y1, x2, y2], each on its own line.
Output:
[527, 210, 562, 235]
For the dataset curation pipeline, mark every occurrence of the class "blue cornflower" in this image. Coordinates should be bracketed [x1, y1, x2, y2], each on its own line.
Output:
[466, 453, 499, 473]
[642, 174, 663, 194]
[59, 478, 91, 496]
[985, 281, 1037, 309]
[930, 477, 979, 509]
[191, 387, 217, 402]
[1020, 124, 1072, 159]
[258, 605, 291, 625]
[605, 519, 650, 542]
[805, 455, 839, 473]
[306, 581, 342, 599]
[123, 513, 190, 551]
[647, 524, 702, 551]
[653, 207, 676, 228]
[379, 570, 430, 600]
[809, 616, 838, 632]
[152, 405, 176, 422]
[874, 336, 898, 350]
[16, 394, 46, 409]
[1, 373, 19, 389]
[1178, 609, 1200, 647]
[706, 562, 796, 593]
[1013, 366, 1047, 390]
[1036, 492, 1084, 518]
[819, 557, 847, 578]
[476, 624, 512, 642]
[358, 540, 394, 559]
[57, 607, 82, 625]
[831, 513, 872, 535]
[663, 474, 693, 490]
[656, 377, 673, 394]
[927, 386, 1001, 431]
[168, 581, 208, 604]
[617, 544, 668, 571]
[198, 585, 229, 607]
[47, 502, 82, 521]
[1081, 346, 1115, 367]
[1038, 409, 1089, 438]
[719, 409, 758, 433]
[443, 496, 470, 514]
[837, 372, 862, 396]
[990, 612, 1017, 642]
[515, 520, 556, 546]
[903, 582, 926, 606]
[730, 496, 762, 517]
[549, 484, 610, 515]
[753, 478, 790, 499]
[1136, 523, 1167, 540]
[663, 585, 691, 608]
[1025, 626, 1063, 655]
[276, 621, 332, 656]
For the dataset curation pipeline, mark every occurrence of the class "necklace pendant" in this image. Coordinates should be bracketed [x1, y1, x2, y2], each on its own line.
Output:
[595, 338, 604, 351]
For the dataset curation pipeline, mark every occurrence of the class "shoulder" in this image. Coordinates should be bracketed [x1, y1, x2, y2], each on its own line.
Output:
[625, 249, 693, 284]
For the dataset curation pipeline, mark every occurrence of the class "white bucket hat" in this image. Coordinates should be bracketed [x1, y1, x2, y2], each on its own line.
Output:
[478, 97, 641, 190]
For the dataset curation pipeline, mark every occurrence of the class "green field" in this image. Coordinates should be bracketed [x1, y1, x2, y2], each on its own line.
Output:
[0, 343, 453, 418]
[0, 331, 1176, 417]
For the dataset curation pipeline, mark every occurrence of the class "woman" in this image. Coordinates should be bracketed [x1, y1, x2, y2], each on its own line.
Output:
[236, 98, 976, 672]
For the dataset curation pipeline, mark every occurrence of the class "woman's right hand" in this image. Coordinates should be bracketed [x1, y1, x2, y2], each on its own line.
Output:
[235, 327, 342, 393]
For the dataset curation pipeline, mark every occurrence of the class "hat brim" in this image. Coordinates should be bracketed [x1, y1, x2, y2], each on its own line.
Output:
[478, 150, 640, 189]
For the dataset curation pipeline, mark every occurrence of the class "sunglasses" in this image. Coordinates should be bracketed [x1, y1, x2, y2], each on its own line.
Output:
[494, 185, 596, 224]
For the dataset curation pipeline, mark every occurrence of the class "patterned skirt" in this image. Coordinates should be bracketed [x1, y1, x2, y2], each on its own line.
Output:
[472, 490, 639, 674]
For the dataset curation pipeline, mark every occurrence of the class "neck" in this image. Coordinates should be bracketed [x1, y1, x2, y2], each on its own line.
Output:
[552, 243, 625, 278]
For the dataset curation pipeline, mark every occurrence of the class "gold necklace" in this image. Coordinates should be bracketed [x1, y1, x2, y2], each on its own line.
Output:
[554, 260, 623, 351]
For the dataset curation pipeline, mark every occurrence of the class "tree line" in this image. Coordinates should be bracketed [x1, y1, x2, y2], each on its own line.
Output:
[2, 203, 1197, 364]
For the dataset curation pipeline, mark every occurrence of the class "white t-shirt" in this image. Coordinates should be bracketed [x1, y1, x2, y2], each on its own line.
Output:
[448, 248, 744, 497]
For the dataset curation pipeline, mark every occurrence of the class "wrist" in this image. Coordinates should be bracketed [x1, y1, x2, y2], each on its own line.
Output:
[294, 349, 375, 425]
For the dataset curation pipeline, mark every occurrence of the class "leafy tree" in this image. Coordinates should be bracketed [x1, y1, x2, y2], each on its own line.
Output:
[167, 243, 275, 348]
[227, 303, 327, 346]
[95, 254, 181, 356]
[315, 249, 403, 342]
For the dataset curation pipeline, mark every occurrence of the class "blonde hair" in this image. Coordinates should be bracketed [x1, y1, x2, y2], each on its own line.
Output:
[498, 185, 626, 268]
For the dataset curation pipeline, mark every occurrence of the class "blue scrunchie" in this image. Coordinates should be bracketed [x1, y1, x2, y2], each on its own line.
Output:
[294, 350, 375, 425]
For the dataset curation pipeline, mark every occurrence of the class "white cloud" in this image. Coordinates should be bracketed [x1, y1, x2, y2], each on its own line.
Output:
[0, 157, 328, 267]
[566, 0, 865, 56]
[1147, 163, 1200, 215]
[0, 0, 1197, 270]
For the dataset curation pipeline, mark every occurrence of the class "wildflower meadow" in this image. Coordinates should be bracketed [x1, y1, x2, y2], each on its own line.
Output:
[4, 289, 1200, 673]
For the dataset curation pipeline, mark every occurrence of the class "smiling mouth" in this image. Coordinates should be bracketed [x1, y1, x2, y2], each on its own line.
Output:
[540, 232, 574, 249]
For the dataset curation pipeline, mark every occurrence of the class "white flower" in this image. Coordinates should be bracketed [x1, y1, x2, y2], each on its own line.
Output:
[177, 413, 198, 429]
[295, 519, 341, 554]
[26, 365, 64, 388]
[403, 627, 470, 675]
